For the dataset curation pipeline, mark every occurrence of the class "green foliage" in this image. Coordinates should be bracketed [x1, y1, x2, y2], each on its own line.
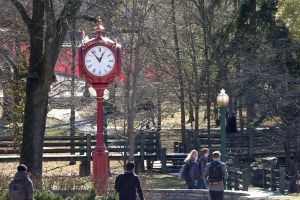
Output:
[0, 189, 117, 200]
[6, 48, 28, 148]
[35, 191, 63, 200]
[71, 189, 97, 200]
[277, 0, 300, 41]
[0, 190, 8, 200]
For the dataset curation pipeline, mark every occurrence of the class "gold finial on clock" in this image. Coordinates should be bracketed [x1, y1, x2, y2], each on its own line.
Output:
[94, 16, 105, 36]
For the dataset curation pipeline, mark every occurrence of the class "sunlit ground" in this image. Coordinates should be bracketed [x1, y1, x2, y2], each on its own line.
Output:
[0, 161, 185, 191]
[0, 161, 299, 199]
[269, 195, 300, 200]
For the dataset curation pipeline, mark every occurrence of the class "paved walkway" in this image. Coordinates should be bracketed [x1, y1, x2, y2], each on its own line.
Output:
[248, 187, 282, 197]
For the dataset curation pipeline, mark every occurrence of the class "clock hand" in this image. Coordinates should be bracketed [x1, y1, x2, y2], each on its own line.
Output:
[99, 50, 106, 62]
[92, 52, 101, 62]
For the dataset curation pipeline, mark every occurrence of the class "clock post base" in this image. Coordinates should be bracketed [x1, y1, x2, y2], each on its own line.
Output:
[92, 147, 109, 195]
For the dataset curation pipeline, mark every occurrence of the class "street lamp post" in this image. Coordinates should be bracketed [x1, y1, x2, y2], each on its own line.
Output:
[217, 89, 229, 162]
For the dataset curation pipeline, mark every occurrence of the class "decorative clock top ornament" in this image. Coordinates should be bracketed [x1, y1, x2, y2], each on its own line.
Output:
[78, 17, 121, 85]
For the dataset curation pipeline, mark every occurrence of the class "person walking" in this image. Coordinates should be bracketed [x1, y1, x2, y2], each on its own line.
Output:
[197, 148, 209, 189]
[179, 149, 200, 189]
[203, 151, 228, 200]
[115, 162, 144, 200]
[8, 164, 33, 200]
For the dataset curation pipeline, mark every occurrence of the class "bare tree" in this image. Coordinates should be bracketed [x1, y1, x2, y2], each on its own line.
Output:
[9, 0, 83, 182]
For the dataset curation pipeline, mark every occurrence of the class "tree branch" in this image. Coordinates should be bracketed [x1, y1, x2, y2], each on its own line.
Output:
[10, 0, 31, 27]
[55, 0, 83, 47]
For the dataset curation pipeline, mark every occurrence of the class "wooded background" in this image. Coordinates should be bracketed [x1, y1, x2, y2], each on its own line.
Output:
[0, 0, 299, 191]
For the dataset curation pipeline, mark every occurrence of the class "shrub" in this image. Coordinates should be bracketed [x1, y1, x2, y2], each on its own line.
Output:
[0, 190, 8, 200]
[71, 189, 96, 200]
[35, 191, 63, 200]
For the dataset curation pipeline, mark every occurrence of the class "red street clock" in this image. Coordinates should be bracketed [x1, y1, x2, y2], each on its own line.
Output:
[78, 22, 121, 85]
[77, 17, 121, 195]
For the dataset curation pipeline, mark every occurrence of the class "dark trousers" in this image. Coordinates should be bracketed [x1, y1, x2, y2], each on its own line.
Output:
[209, 190, 224, 200]
[120, 198, 136, 200]
[197, 178, 207, 189]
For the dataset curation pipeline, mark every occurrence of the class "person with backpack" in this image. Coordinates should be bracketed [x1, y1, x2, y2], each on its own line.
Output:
[179, 149, 201, 189]
[203, 151, 228, 200]
[197, 148, 209, 189]
[8, 164, 33, 200]
[115, 162, 144, 200]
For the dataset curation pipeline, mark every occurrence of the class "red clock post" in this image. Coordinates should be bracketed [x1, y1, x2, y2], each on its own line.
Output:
[78, 17, 121, 194]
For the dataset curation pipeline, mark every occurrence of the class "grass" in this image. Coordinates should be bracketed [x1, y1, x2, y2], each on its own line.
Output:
[141, 173, 185, 189]
[269, 194, 300, 200]
[0, 161, 185, 191]
[2, 161, 300, 199]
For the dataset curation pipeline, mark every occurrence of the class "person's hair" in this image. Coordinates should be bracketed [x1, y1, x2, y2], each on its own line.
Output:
[17, 164, 28, 172]
[125, 162, 135, 171]
[184, 149, 198, 163]
[200, 148, 209, 155]
[212, 151, 221, 159]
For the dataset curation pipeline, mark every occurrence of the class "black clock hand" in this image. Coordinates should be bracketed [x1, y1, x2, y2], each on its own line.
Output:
[99, 50, 106, 62]
[92, 52, 101, 62]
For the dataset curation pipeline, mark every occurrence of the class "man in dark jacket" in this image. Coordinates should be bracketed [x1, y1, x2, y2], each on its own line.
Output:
[9, 164, 33, 200]
[203, 151, 228, 200]
[197, 148, 209, 189]
[115, 162, 144, 200]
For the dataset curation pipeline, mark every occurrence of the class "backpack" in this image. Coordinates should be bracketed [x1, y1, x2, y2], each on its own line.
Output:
[179, 164, 190, 180]
[9, 179, 27, 200]
[208, 161, 223, 182]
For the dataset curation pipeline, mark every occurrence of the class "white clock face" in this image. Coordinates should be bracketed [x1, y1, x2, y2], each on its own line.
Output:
[84, 45, 116, 77]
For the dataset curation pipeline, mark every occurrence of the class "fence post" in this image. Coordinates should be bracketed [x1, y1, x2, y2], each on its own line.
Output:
[140, 132, 145, 172]
[79, 133, 84, 155]
[271, 164, 277, 191]
[279, 166, 286, 194]
[174, 142, 178, 153]
[86, 134, 92, 162]
[161, 147, 167, 172]
[155, 133, 161, 159]
[262, 164, 267, 189]
[80, 133, 91, 177]
[79, 133, 84, 176]
[234, 172, 239, 190]
[242, 164, 249, 191]
[248, 129, 254, 161]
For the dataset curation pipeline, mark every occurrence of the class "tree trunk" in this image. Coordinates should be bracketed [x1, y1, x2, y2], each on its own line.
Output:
[20, 0, 46, 183]
[285, 134, 299, 193]
[171, 0, 187, 151]
[203, 33, 211, 147]
[69, 20, 76, 165]
[287, 158, 298, 193]
[189, 27, 200, 134]
[11, 0, 83, 184]
[156, 80, 162, 132]
[127, 108, 135, 162]
[20, 79, 49, 184]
